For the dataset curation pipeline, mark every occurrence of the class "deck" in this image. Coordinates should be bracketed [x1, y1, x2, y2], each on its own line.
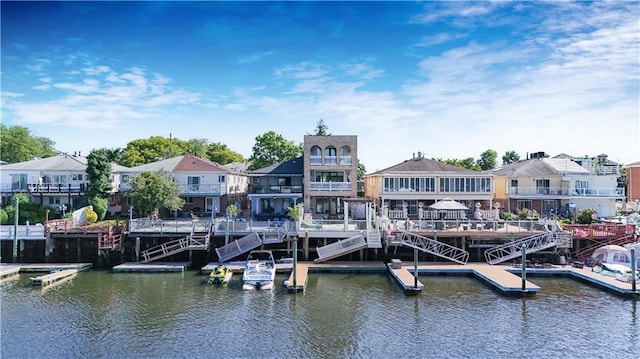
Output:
[285, 262, 309, 292]
[31, 269, 78, 286]
[387, 260, 424, 294]
[112, 262, 191, 273]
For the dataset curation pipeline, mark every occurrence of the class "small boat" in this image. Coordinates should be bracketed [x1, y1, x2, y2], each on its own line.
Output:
[242, 250, 276, 291]
[592, 263, 639, 282]
[208, 264, 232, 286]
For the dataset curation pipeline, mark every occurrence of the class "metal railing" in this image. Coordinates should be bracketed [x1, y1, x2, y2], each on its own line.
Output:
[215, 232, 263, 263]
[315, 234, 367, 263]
[393, 230, 469, 264]
[484, 232, 557, 265]
[309, 182, 352, 191]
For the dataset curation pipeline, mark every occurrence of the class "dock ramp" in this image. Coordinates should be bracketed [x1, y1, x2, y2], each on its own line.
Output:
[394, 230, 469, 264]
[215, 232, 263, 263]
[140, 233, 211, 263]
[314, 234, 367, 263]
[484, 232, 557, 265]
[261, 228, 287, 245]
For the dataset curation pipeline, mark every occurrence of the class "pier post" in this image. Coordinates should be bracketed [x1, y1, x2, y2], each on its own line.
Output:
[414, 246, 418, 288]
[304, 231, 309, 261]
[631, 247, 637, 292]
[521, 244, 527, 291]
[293, 239, 298, 289]
[13, 196, 18, 262]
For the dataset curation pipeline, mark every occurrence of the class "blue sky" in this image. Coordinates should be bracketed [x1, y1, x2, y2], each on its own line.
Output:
[2, 1, 638, 171]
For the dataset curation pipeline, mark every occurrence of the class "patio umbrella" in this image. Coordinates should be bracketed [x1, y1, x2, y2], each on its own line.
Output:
[428, 198, 469, 211]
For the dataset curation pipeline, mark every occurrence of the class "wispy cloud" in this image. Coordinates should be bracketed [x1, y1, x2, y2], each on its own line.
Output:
[238, 50, 274, 64]
[4, 62, 203, 128]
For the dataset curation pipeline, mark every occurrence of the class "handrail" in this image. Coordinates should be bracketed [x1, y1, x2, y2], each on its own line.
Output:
[484, 232, 557, 265]
[393, 230, 469, 264]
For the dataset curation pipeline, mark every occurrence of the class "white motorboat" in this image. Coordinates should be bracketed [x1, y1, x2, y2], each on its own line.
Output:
[242, 250, 276, 290]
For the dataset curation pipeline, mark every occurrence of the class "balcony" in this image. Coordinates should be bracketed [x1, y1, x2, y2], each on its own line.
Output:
[251, 185, 303, 194]
[509, 186, 625, 197]
[0, 183, 88, 194]
[310, 156, 322, 166]
[339, 156, 352, 166]
[119, 182, 222, 195]
[309, 182, 351, 191]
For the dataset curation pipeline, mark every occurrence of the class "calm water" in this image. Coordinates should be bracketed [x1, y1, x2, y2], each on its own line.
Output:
[1, 271, 638, 359]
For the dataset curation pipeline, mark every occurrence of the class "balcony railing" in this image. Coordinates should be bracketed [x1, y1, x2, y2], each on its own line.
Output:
[120, 182, 222, 195]
[339, 156, 352, 166]
[310, 156, 322, 166]
[509, 186, 624, 197]
[309, 182, 351, 191]
[0, 183, 88, 194]
[251, 185, 303, 194]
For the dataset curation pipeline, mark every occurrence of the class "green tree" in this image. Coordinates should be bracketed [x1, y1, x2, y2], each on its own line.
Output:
[205, 142, 244, 165]
[119, 136, 189, 167]
[4, 193, 55, 224]
[577, 208, 596, 224]
[86, 149, 113, 199]
[502, 150, 520, 165]
[0, 209, 8, 224]
[357, 160, 366, 180]
[477, 149, 498, 170]
[309, 119, 331, 136]
[248, 131, 302, 171]
[435, 157, 481, 171]
[128, 171, 185, 216]
[90, 197, 109, 221]
[0, 125, 57, 163]
[186, 138, 209, 157]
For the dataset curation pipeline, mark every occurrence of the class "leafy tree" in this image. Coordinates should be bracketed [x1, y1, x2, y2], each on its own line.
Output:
[119, 136, 189, 167]
[0, 209, 7, 224]
[186, 138, 209, 157]
[309, 119, 331, 136]
[86, 149, 113, 199]
[206, 142, 244, 165]
[577, 208, 596, 224]
[4, 193, 55, 224]
[435, 157, 481, 171]
[357, 160, 366, 180]
[477, 149, 498, 170]
[502, 150, 520, 165]
[248, 131, 302, 171]
[90, 197, 108, 221]
[0, 125, 57, 163]
[128, 171, 185, 216]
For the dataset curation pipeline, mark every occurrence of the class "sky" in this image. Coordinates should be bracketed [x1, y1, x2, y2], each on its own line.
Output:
[1, 1, 639, 171]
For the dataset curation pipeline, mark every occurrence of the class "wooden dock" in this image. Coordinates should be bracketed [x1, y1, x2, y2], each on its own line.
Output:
[419, 264, 540, 295]
[0, 265, 21, 280]
[387, 261, 423, 295]
[112, 262, 191, 273]
[14, 263, 92, 273]
[30, 269, 78, 286]
[285, 263, 309, 292]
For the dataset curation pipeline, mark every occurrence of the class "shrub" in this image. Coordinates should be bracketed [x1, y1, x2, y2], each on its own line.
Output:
[500, 211, 516, 220]
[577, 209, 596, 224]
[0, 209, 8, 224]
[90, 197, 108, 221]
[85, 208, 98, 224]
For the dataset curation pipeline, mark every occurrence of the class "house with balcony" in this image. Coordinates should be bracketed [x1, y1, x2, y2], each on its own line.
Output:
[0, 152, 128, 215]
[119, 155, 247, 217]
[303, 135, 358, 219]
[363, 152, 494, 219]
[247, 156, 303, 220]
[490, 152, 624, 218]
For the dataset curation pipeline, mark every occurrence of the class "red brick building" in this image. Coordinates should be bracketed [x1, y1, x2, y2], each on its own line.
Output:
[627, 161, 640, 202]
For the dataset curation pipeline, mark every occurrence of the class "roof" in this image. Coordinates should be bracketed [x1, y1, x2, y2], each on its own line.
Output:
[490, 157, 588, 176]
[368, 157, 478, 176]
[626, 161, 640, 167]
[126, 155, 228, 172]
[249, 156, 303, 176]
[0, 154, 88, 171]
[222, 161, 250, 174]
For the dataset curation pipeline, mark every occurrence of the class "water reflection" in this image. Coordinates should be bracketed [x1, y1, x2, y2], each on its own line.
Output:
[1, 272, 638, 358]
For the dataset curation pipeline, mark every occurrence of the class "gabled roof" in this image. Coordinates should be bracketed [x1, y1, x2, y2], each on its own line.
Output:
[626, 161, 640, 167]
[125, 155, 227, 172]
[222, 162, 250, 174]
[0, 154, 88, 171]
[368, 157, 478, 176]
[490, 157, 588, 176]
[249, 157, 303, 176]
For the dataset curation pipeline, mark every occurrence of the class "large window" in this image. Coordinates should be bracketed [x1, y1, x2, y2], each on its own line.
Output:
[12, 174, 27, 190]
[187, 176, 200, 191]
[315, 197, 343, 215]
[516, 200, 532, 211]
[439, 177, 492, 193]
[315, 172, 344, 182]
[383, 177, 435, 192]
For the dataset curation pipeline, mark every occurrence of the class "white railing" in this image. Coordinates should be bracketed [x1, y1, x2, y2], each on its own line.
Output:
[315, 234, 367, 262]
[484, 232, 557, 265]
[177, 183, 222, 194]
[324, 156, 337, 166]
[0, 225, 46, 239]
[309, 156, 322, 166]
[309, 182, 351, 191]
[571, 188, 625, 197]
[338, 156, 352, 166]
[509, 187, 569, 196]
[394, 230, 469, 264]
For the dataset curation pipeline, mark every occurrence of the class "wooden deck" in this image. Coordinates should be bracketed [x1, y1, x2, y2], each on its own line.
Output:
[112, 262, 191, 273]
[285, 263, 309, 292]
[30, 269, 78, 286]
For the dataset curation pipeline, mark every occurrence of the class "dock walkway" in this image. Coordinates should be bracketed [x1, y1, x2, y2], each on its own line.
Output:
[387, 261, 423, 294]
[31, 269, 78, 286]
[285, 263, 309, 292]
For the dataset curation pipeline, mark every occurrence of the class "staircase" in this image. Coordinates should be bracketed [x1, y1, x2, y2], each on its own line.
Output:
[394, 230, 469, 264]
[314, 234, 368, 263]
[484, 232, 557, 265]
[215, 232, 263, 263]
[140, 232, 211, 263]
[366, 228, 382, 248]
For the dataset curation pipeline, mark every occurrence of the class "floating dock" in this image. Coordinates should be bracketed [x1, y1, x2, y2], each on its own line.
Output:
[387, 260, 423, 295]
[0, 265, 21, 280]
[112, 262, 191, 273]
[30, 269, 78, 286]
[14, 263, 92, 272]
[419, 264, 539, 295]
[285, 263, 309, 292]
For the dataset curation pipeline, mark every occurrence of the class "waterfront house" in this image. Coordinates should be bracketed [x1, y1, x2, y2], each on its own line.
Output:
[119, 155, 248, 217]
[303, 135, 358, 219]
[0, 152, 127, 215]
[363, 152, 494, 220]
[247, 157, 303, 220]
[625, 160, 640, 203]
[490, 152, 624, 218]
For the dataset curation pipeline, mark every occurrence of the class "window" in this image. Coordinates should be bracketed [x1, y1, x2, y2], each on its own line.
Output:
[185, 197, 194, 204]
[517, 200, 532, 210]
[535, 179, 550, 195]
[12, 174, 27, 190]
[310, 146, 322, 156]
[315, 172, 343, 182]
[187, 176, 200, 191]
[218, 175, 226, 183]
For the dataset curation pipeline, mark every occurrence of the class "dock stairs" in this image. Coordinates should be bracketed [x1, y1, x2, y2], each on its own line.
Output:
[140, 232, 211, 263]
[393, 230, 469, 264]
[484, 232, 563, 265]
